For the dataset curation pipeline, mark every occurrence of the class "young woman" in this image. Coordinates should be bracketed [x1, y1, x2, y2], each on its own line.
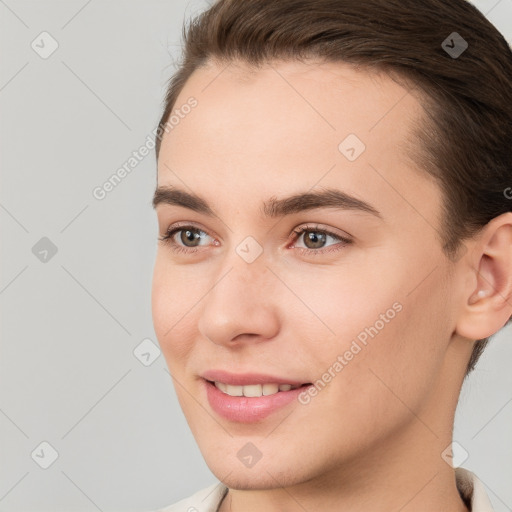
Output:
[150, 1, 512, 510]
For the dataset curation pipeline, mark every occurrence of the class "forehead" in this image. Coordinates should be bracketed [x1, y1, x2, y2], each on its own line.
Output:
[157, 59, 441, 230]
[159, 58, 424, 167]
[167, 58, 422, 133]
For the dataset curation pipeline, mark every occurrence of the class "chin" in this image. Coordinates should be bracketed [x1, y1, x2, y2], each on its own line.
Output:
[200, 446, 316, 490]
[213, 467, 307, 491]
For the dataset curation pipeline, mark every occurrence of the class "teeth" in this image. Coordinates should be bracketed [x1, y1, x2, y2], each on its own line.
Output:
[243, 384, 262, 397]
[262, 383, 279, 395]
[214, 383, 243, 396]
[214, 382, 300, 397]
[215, 381, 227, 393]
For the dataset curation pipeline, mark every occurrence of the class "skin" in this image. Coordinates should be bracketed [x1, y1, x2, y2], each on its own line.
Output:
[152, 59, 512, 512]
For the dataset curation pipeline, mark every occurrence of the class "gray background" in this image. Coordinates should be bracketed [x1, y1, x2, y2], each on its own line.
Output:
[0, 1, 511, 511]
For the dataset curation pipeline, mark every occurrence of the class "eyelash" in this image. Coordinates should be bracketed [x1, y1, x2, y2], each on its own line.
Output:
[159, 223, 352, 256]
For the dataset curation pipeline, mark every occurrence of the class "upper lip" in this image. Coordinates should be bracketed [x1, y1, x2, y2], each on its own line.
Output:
[201, 369, 309, 387]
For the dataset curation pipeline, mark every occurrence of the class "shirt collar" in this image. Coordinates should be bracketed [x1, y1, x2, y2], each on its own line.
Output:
[456, 467, 494, 512]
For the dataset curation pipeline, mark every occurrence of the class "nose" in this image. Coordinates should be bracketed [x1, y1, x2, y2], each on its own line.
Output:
[197, 254, 280, 347]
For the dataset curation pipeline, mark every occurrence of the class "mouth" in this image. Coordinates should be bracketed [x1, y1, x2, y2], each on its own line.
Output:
[201, 372, 313, 423]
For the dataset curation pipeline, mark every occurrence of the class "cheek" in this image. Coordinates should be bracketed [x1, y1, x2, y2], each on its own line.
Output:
[335, 274, 452, 421]
[281, 261, 401, 354]
[151, 256, 199, 365]
[294, 259, 450, 401]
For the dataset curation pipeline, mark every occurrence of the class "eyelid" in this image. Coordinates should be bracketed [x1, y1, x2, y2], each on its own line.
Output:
[161, 221, 218, 239]
[290, 223, 352, 243]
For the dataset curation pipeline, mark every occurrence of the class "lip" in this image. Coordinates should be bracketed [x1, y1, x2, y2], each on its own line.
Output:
[201, 371, 312, 423]
[201, 369, 307, 387]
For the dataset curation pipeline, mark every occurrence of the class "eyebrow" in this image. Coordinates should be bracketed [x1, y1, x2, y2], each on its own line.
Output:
[152, 186, 382, 219]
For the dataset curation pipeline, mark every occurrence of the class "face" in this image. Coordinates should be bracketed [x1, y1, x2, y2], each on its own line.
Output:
[152, 59, 464, 489]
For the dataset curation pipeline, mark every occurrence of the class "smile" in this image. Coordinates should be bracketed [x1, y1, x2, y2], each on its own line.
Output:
[202, 374, 313, 423]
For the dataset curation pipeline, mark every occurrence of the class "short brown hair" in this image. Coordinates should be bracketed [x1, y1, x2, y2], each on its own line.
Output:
[155, 0, 512, 375]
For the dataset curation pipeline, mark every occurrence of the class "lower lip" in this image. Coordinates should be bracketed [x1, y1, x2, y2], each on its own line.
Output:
[204, 380, 311, 423]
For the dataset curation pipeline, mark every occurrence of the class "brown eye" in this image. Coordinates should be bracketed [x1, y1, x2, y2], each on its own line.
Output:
[302, 230, 328, 249]
[159, 225, 211, 251]
[178, 228, 204, 247]
[291, 224, 352, 256]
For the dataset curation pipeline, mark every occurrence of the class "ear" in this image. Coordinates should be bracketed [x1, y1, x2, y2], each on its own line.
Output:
[455, 212, 512, 340]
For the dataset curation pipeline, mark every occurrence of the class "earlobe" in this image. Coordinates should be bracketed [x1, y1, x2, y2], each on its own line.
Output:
[455, 213, 512, 340]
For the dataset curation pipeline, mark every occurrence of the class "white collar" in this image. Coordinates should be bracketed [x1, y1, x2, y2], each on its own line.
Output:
[455, 467, 494, 511]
